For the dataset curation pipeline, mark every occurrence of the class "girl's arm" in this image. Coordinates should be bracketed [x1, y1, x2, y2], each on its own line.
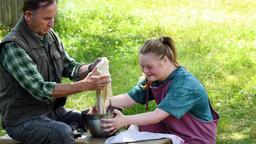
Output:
[101, 108, 169, 133]
[109, 93, 136, 108]
[125, 108, 169, 125]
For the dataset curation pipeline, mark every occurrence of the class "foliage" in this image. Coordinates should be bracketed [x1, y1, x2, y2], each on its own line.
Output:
[0, 23, 10, 39]
[1, 0, 256, 143]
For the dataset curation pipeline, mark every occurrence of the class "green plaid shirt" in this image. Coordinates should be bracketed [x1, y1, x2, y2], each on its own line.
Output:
[0, 42, 82, 104]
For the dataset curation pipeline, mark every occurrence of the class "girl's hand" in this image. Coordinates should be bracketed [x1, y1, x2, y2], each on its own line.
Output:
[87, 106, 99, 115]
[101, 109, 127, 135]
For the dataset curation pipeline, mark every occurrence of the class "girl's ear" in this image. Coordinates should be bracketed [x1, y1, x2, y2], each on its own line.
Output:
[162, 56, 169, 64]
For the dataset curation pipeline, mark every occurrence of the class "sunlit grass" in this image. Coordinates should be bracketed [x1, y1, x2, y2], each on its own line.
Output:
[59, 1, 256, 143]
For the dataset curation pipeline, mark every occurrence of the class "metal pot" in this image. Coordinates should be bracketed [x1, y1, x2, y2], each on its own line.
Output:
[81, 108, 115, 137]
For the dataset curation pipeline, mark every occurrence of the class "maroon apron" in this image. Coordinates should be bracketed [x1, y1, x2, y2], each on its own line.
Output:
[139, 81, 219, 144]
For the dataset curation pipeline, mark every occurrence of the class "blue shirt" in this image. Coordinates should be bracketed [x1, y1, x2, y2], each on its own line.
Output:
[128, 66, 213, 121]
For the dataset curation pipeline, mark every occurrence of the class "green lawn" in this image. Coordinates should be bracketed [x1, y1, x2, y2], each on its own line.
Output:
[1, 0, 256, 143]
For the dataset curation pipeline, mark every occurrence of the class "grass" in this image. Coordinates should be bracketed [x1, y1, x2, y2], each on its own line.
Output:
[1, 0, 256, 143]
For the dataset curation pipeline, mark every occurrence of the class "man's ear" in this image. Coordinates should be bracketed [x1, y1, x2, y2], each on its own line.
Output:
[24, 11, 33, 21]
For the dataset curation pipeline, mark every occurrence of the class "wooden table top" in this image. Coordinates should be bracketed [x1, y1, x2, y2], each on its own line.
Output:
[76, 133, 172, 144]
[0, 133, 172, 144]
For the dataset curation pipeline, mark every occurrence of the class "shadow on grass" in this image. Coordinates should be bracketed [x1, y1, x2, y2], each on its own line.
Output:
[217, 137, 256, 144]
[217, 109, 256, 144]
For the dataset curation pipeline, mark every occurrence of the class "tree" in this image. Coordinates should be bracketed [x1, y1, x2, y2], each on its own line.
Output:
[0, 0, 25, 26]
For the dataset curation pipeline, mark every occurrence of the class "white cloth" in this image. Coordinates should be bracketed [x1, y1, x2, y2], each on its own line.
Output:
[104, 125, 184, 144]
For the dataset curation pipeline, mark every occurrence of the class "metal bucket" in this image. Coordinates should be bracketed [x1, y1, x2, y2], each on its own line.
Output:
[81, 108, 115, 137]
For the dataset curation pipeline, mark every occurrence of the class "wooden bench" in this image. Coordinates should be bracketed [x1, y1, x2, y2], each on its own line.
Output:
[0, 133, 171, 144]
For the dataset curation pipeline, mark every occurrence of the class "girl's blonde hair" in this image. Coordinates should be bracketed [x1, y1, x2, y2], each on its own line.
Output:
[139, 36, 179, 66]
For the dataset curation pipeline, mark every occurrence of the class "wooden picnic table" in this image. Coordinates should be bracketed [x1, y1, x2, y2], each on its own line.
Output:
[0, 133, 172, 144]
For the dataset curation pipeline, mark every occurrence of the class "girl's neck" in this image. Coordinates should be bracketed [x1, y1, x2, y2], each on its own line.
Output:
[159, 62, 178, 81]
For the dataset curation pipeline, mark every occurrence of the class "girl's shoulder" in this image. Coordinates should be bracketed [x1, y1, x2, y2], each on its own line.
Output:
[170, 68, 203, 91]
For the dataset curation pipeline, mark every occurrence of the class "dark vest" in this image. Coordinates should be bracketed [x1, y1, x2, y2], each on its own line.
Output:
[0, 17, 66, 127]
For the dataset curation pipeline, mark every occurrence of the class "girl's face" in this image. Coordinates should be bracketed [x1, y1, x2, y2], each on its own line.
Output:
[139, 53, 169, 82]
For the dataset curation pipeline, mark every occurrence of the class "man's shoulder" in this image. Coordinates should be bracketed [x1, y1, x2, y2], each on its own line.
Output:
[1, 31, 17, 45]
[0, 29, 27, 50]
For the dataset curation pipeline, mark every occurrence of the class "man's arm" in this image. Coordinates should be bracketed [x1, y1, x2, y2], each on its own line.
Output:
[62, 50, 101, 81]
[78, 58, 102, 80]
[0, 42, 109, 103]
[52, 70, 109, 98]
[1, 43, 55, 103]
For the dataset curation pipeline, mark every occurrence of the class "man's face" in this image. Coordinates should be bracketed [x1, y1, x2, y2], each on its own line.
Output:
[25, 1, 57, 36]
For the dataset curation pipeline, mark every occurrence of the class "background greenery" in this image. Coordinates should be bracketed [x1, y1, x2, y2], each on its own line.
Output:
[1, 0, 256, 143]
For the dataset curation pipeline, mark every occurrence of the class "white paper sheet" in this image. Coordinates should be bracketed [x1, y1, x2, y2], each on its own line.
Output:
[105, 125, 184, 144]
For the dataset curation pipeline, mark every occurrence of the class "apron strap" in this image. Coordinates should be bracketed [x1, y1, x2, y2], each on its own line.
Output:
[145, 88, 149, 111]
[145, 81, 152, 111]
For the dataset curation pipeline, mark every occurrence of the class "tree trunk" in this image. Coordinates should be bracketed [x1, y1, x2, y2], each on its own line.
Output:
[0, 0, 25, 27]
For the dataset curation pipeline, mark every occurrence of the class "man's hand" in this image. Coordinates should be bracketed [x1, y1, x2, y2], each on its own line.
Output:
[88, 58, 102, 72]
[79, 58, 102, 79]
[52, 66, 110, 98]
[80, 68, 110, 91]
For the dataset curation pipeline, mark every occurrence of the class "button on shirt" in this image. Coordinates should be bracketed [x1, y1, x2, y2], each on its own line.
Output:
[128, 66, 213, 121]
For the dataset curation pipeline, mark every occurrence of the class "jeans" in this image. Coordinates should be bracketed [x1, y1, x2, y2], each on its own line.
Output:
[5, 107, 84, 144]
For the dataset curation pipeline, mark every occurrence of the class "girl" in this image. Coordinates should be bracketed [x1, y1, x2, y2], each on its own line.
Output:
[101, 36, 219, 143]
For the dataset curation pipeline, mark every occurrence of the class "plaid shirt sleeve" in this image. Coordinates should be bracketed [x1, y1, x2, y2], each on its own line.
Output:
[0, 42, 56, 104]
[62, 50, 83, 81]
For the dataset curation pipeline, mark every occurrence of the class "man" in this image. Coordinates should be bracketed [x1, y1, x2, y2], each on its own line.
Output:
[0, 0, 110, 143]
